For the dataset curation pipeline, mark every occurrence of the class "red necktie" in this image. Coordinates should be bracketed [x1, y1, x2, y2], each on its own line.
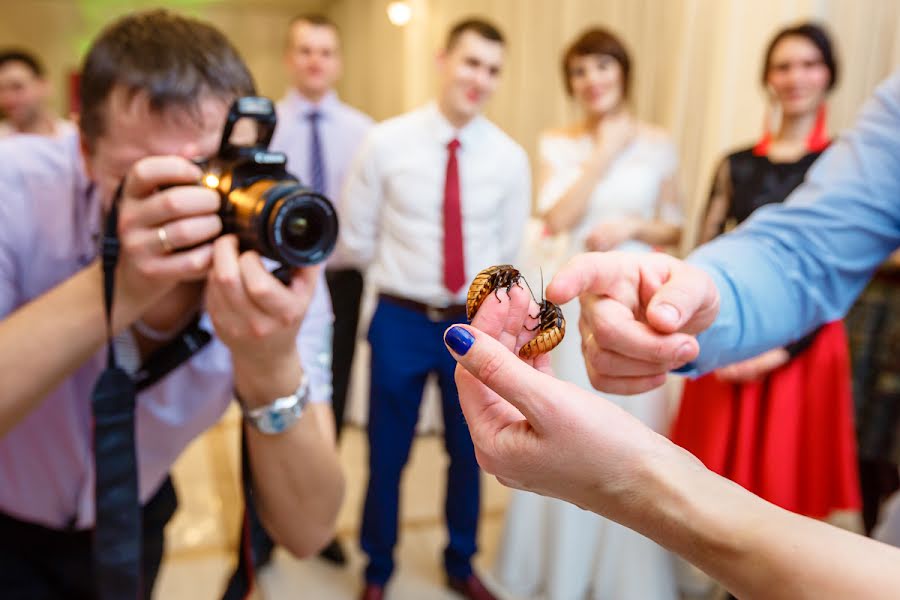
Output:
[443, 138, 465, 294]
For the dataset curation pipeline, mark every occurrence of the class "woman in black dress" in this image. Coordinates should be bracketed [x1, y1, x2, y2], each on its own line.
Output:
[672, 23, 861, 524]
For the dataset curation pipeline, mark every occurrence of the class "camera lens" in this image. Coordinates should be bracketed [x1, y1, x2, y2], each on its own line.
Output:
[266, 186, 338, 266]
[281, 212, 321, 252]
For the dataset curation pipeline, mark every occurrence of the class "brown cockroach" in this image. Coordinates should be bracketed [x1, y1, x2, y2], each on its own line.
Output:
[518, 299, 566, 359]
[466, 264, 524, 321]
[465, 264, 565, 358]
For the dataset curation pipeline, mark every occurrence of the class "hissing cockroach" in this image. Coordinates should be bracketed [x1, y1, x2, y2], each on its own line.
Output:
[466, 264, 523, 321]
[519, 300, 566, 359]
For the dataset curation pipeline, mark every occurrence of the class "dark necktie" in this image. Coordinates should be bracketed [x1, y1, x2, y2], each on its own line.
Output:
[443, 138, 465, 294]
[307, 110, 326, 195]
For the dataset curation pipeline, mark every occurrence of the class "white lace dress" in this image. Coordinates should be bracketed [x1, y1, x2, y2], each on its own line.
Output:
[496, 126, 682, 600]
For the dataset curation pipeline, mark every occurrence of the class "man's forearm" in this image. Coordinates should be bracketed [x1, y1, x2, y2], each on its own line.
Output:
[246, 403, 344, 558]
[0, 261, 142, 436]
[631, 440, 900, 599]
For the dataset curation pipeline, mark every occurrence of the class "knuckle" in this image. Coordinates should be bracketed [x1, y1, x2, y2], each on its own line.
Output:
[161, 190, 180, 214]
[249, 320, 270, 340]
[129, 161, 151, 185]
[136, 260, 160, 279]
[476, 351, 506, 388]
[213, 270, 240, 290]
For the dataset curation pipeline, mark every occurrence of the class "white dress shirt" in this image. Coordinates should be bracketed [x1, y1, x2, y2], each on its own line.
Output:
[338, 102, 532, 307]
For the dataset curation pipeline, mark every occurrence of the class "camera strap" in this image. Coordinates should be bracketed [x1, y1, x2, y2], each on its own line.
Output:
[91, 184, 211, 600]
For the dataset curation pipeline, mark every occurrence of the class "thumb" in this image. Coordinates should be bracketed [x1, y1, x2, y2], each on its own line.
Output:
[443, 324, 553, 428]
[646, 263, 720, 334]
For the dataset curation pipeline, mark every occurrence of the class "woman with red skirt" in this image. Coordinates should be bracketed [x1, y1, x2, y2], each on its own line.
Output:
[672, 23, 860, 521]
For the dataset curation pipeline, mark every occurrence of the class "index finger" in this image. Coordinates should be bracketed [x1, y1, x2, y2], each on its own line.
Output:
[122, 155, 203, 199]
[546, 251, 642, 305]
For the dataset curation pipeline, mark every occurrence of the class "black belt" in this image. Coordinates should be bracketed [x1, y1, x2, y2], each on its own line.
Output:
[378, 293, 467, 322]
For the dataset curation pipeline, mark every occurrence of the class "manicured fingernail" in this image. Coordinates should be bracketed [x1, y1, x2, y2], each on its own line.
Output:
[655, 302, 681, 326]
[444, 326, 474, 356]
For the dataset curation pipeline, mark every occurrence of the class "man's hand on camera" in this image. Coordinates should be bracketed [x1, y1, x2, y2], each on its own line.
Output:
[545, 251, 721, 394]
[205, 234, 319, 408]
[116, 156, 221, 316]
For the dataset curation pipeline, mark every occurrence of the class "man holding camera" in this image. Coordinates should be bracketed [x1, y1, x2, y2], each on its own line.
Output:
[339, 17, 530, 600]
[0, 10, 343, 599]
[267, 12, 373, 566]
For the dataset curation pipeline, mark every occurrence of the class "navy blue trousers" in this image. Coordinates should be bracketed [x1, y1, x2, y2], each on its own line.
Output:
[360, 299, 480, 585]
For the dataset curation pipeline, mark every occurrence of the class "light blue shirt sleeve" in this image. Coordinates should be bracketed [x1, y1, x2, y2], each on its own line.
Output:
[683, 69, 900, 375]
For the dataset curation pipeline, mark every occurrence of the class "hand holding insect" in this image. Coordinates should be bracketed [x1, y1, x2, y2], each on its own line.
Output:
[466, 265, 566, 358]
[443, 276, 669, 521]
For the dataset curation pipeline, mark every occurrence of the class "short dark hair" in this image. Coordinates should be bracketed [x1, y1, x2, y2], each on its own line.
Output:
[79, 10, 256, 147]
[762, 22, 839, 91]
[285, 13, 340, 49]
[561, 28, 631, 98]
[445, 18, 504, 51]
[289, 13, 338, 30]
[0, 49, 45, 78]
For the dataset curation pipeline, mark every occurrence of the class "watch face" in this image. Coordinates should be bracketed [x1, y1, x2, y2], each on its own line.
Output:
[244, 375, 308, 434]
[265, 411, 289, 434]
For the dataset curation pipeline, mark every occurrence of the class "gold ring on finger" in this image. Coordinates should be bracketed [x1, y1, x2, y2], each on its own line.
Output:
[157, 226, 174, 254]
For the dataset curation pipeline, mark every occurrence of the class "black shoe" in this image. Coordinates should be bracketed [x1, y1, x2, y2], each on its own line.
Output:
[318, 538, 347, 565]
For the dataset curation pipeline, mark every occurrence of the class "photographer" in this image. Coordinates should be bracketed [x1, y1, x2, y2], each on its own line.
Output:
[0, 10, 343, 599]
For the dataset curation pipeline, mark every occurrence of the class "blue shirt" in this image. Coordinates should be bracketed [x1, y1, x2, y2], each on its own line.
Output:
[0, 130, 334, 529]
[686, 69, 900, 374]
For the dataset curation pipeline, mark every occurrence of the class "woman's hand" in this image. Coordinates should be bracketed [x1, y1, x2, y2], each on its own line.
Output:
[443, 282, 677, 520]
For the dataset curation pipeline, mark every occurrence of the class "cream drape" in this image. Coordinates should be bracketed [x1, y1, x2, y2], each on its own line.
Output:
[331, 0, 900, 250]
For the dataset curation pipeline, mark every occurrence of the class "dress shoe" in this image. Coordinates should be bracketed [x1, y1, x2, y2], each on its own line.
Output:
[359, 583, 385, 600]
[447, 573, 497, 600]
[318, 538, 347, 565]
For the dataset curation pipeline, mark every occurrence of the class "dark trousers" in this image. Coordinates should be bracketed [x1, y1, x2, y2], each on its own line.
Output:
[0, 477, 177, 600]
[326, 267, 365, 442]
[360, 299, 480, 585]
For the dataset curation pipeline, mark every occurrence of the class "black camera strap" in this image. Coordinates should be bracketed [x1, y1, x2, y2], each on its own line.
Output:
[91, 184, 211, 600]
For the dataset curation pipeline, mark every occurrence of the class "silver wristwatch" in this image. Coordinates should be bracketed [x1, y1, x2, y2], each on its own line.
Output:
[241, 374, 309, 435]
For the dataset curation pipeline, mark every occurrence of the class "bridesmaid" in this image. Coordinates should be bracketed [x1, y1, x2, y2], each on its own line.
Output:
[671, 23, 860, 527]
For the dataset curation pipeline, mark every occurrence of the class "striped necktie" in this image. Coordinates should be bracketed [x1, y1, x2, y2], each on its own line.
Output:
[306, 110, 326, 195]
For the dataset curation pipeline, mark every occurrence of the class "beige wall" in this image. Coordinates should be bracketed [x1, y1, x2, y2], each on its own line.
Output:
[329, 0, 900, 251]
[0, 0, 327, 116]
[4, 0, 900, 247]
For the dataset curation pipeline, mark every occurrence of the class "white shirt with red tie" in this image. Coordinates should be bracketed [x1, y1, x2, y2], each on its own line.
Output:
[337, 102, 531, 307]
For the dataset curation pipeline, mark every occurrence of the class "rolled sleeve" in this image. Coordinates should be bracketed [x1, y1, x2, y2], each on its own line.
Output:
[297, 269, 334, 404]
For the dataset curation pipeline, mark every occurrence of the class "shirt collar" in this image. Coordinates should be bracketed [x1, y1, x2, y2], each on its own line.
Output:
[424, 101, 483, 149]
[282, 88, 340, 119]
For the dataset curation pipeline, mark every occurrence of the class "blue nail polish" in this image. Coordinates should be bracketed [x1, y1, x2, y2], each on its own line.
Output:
[444, 326, 474, 355]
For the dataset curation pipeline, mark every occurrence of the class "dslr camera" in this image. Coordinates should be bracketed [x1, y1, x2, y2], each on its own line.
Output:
[195, 96, 338, 269]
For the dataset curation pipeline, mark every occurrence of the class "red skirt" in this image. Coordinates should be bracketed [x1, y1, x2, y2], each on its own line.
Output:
[671, 321, 861, 518]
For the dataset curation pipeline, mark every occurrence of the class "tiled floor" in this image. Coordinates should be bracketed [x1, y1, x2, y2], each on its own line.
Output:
[154, 406, 513, 600]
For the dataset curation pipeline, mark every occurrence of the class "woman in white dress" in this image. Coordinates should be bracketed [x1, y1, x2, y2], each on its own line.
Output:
[495, 28, 683, 600]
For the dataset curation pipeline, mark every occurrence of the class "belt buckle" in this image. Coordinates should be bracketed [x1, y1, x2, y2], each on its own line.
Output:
[425, 305, 445, 322]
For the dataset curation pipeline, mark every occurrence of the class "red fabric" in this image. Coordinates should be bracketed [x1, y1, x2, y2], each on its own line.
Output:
[671, 321, 861, 518]
[753, 104, 829, 156]
[443, 139, 465, 293]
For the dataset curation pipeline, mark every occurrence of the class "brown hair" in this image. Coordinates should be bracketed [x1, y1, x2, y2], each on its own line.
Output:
[79, 10, 256, 147]
[445, 17, 505, 51]
[286, 13, 340, 49]
[762, 22, 838, 91]
[561, 28, 631, 98]
[0, 49, 45, 78]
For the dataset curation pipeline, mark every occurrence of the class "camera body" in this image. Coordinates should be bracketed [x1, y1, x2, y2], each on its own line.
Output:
[196, 96, 338, 267]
